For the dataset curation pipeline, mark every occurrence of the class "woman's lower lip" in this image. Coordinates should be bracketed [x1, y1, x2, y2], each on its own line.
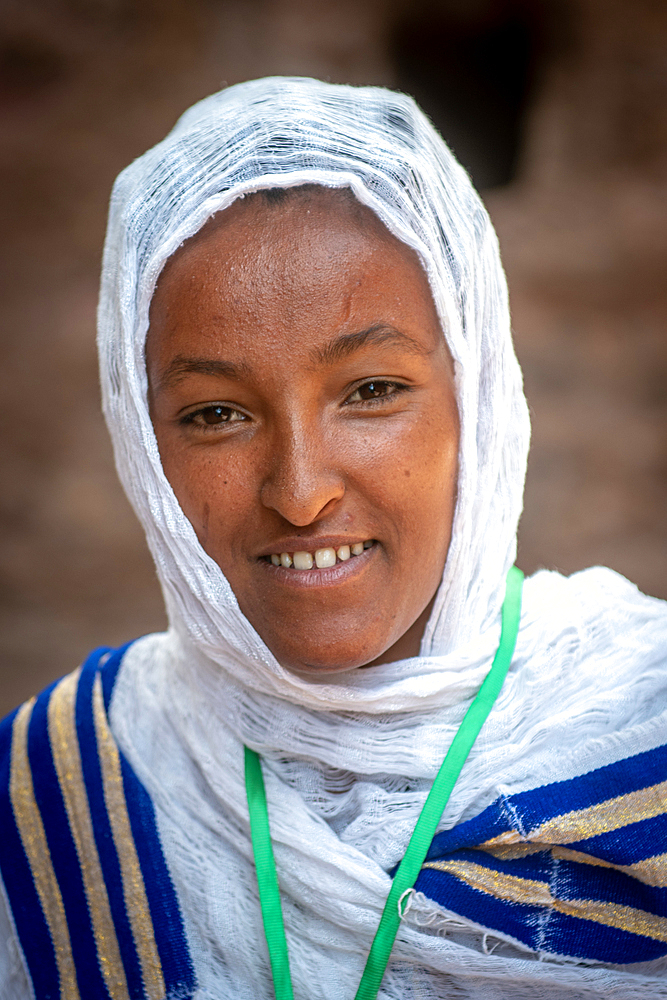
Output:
[258, 543, 377, 588]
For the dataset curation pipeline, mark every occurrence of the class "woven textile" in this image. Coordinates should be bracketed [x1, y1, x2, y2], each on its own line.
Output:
[416, 741, 667, 964]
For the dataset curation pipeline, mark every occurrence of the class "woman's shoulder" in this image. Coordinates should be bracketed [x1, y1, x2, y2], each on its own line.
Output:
[0, 637, 169, 848]
[506, 566, 667, 773]
[0, 633, 170, 747]
[526, 563, 667, 619]
[522, 565, 667, 668]
[0, 638, 196, 999]
[1, 640, 133, 730]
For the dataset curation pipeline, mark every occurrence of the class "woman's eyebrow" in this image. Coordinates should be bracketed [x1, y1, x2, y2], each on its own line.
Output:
[312, 324, 431, 365]
[155, 355, 251, 391]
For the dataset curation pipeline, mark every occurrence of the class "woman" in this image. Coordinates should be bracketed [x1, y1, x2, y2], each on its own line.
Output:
[1, 76, 667, 999]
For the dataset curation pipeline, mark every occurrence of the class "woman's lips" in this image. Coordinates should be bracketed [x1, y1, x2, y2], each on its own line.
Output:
[258, 540, 377, 587]
[266, 539, 374, 570]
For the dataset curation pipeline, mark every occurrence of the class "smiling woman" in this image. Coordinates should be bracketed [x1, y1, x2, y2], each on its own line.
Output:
[2, 77, 667, 1000]
[146, 186, 459, 673]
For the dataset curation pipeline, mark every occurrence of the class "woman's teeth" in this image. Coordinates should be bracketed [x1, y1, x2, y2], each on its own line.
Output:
[269, 541, 374, 570]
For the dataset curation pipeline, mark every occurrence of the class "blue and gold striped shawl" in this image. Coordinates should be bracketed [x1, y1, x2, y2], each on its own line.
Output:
[2, 644, 667, 998]
[0, 644, 196, 1000]
[415, 741, 667, 964]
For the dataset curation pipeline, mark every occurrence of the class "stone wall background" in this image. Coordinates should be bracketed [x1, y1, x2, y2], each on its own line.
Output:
[1, 0, 666, 715]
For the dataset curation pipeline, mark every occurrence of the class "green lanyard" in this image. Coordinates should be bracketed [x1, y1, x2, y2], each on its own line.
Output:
[245, 565, 524, 1000]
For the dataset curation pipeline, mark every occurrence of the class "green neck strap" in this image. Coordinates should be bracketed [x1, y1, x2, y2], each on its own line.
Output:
[245, 565, 524, 1000]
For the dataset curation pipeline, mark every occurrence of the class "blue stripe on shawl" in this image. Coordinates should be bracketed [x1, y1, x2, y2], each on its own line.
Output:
[119, 754, 196, 994]
[437, 847, 667, 912]
[416, 866, 547, 950]
[428, 742, 667, 862]
[28, 679, 111, 998]
[556, 856, 667, 911]
[99, 646, 196, 996]
[515, 742, 667, 819]
[462, 846, 667, 912]
[100, 642, 133, 713]
[0, 707, 60, 1000]
[76, 647, 146, 999]
[567, 813, 667, 864]
[542, 910, 667, 965]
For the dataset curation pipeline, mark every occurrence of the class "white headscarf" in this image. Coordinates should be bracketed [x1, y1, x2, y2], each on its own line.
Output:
[98, 74, 530, 701]
[97, 78, 667, 999]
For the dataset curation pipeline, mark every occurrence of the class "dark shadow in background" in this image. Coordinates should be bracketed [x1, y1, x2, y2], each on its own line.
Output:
[0, 37, 66, 98]
[392, 1, 553, 189]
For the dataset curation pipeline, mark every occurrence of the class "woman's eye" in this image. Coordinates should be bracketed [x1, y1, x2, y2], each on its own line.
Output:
[182, 405, 246, 427]
[346, 381, 403, 404]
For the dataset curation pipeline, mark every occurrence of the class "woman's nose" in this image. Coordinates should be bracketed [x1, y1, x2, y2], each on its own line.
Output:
[259, 423, 345, 526]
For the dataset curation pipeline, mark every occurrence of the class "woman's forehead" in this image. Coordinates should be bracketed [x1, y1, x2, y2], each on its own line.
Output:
[161, 184, 414, 271]
[146, 184, 448, 376]
[153, 186, 429, 307]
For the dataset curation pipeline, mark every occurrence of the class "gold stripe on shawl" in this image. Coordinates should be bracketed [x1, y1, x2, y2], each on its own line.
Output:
[472, 843, 667, 888]
[477, 842, 546, 861]
[47, 671, 130, 1000]
[422, 859, 554, 907]
[552, 846, 667, 889]
[9, 698, 81, 1000]
[553, 897, 667, 943]
[483, 779, 667, 848]
[423, 858, 667, 942]
[553, 847, 667, 889]
[92, 674, 166, 1000]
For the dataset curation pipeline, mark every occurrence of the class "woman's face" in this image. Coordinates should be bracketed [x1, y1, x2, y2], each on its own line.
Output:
[147, 188, 459, 674]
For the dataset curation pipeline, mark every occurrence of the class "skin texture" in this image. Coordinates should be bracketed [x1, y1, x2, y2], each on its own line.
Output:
[146, 186, 459, 675]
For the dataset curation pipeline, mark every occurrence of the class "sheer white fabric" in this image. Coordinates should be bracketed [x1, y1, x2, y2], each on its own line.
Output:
[3, 77, 667, 999]
[108, 566, 667, 999]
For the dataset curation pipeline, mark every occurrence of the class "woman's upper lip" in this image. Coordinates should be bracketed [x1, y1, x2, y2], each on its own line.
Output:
[256, 535, 373, 558]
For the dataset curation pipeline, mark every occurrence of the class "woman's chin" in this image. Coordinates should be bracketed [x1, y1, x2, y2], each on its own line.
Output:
[263, 635, 394, 677]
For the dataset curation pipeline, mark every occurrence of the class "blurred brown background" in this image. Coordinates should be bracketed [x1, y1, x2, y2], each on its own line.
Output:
[1, 0, 666, 716]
